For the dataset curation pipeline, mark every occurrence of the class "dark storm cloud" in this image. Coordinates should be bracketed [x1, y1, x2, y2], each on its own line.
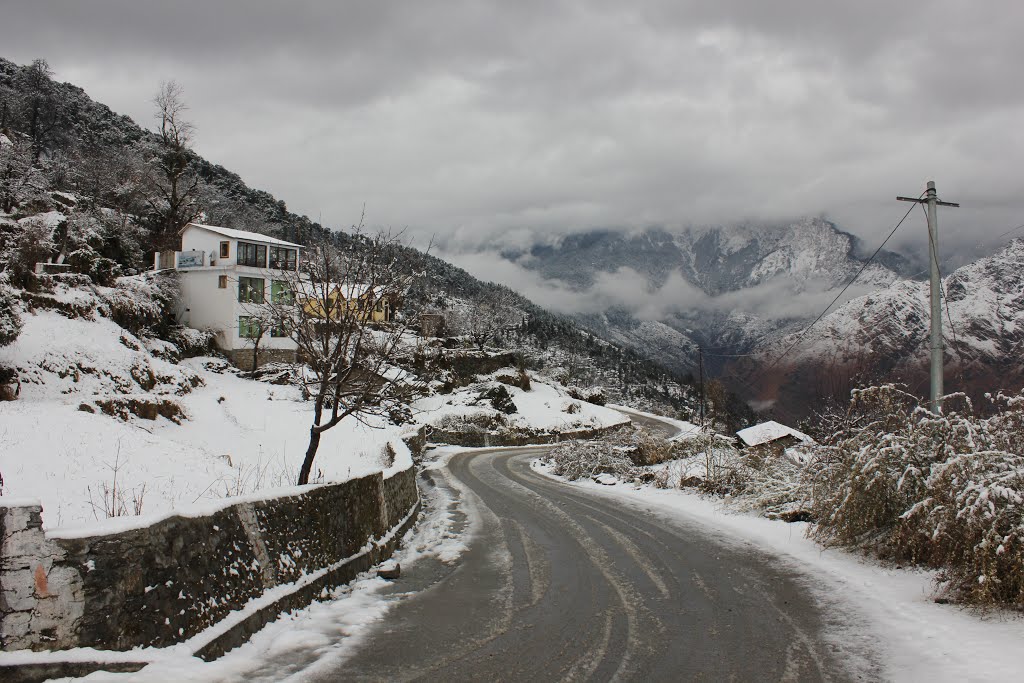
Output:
[3, 1, 1023, 278]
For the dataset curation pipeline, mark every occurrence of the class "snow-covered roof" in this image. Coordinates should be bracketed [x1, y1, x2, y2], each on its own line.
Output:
[184, 222, 302, 249]
[736, 420, 813, 448]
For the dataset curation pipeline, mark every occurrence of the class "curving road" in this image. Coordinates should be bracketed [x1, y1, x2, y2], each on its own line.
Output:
[312, 426, 864, 682]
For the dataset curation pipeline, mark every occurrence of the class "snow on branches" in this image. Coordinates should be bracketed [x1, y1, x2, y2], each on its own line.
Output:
[806, 384, 1024, 606]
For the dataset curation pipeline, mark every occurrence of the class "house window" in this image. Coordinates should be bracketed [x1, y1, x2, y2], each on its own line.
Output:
[219, 241, 230, 259]
[238, 316, 260, 339]
[269, 246, 298, 271]
[218, 275, 227, 289]
[270, 320, 290, 338]
[236, 241, 267, 268]
[271, 280, 294, 304]
[238, 276, 265, 303]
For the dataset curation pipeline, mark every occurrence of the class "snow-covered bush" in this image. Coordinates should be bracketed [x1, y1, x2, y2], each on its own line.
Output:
[0, 285, 23, 346]
[66, 247, 121, 286]
[727, 454, 808, 518]
[806, 385, 1024, 605]
[5, 217, 54, 288]
[546, 433, 641, 482]
[434, 411, 508, 433]
[168, 326, 214, 358]
[806, 385, 933, 550]
[654, 434, 808, 516]
[99, 273, 177, 338]
[480, 384, 517, 414]
[630, 428, 673, 466]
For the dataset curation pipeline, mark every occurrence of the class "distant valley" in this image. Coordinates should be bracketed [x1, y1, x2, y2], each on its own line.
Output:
[446, 218, 1023, 418]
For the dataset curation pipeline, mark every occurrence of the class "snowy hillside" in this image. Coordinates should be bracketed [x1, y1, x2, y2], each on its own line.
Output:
[414, 375, 629, 435]
[0, 284, 413, 530]
[0, 276, 647, 531]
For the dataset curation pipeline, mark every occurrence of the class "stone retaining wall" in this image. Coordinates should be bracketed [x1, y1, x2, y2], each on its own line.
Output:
[221, 348, 298, 371]
[0, 466, 417, 654]
[428, 421, 627, 448]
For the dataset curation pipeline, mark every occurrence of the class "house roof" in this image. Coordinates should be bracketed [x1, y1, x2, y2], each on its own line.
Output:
[184, 222, 303, 249]
[736, 420, 813, 448]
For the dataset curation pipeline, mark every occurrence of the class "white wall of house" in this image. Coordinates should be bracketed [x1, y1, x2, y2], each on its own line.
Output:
[181, 228, 229, 266]
[171, 224, 302, 353]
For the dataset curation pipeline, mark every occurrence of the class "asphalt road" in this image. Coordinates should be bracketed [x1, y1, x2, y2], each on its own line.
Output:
[315, 422, 860, 682]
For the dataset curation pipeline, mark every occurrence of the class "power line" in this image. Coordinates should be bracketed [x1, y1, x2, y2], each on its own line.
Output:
[737, 192, 926, 392]
[994, 221, 1024, 242]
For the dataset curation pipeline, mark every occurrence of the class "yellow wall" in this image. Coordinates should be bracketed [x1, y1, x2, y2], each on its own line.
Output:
[300, 290, 391, 322]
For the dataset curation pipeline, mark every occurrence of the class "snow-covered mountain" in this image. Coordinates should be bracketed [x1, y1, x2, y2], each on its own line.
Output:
[499, 217, 916, 373]
[744, 238, 1024, 417]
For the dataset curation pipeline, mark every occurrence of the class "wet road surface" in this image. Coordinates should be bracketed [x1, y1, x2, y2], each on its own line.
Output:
[314, 435, 859, 682]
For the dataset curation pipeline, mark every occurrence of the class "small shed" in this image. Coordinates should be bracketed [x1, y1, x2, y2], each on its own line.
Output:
[736, 421, 813, 457]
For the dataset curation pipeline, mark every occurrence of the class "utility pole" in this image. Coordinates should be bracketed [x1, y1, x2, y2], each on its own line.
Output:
[697, 346, 705, 427]
[898, 181, 959, 413]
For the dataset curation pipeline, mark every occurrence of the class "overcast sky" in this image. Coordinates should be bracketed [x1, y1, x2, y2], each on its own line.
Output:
[4, 1, 1024, 287]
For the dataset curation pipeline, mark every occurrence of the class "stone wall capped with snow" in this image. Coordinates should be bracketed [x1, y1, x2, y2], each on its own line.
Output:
[0, 465, 418, 653]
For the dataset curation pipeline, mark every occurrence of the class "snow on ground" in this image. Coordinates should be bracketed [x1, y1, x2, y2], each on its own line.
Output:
[414, 377, 629, 432]
[0, 305, 410, 530]
[5, 309, 199, 398]
[534, 462, 1024, 683]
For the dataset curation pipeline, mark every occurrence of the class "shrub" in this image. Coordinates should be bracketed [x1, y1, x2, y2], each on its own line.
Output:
[480, 384, 517, 414]
[807, 385, 952, 552]
[546, 435, 640, 482]
[6, 219, 54, 289]
[99, 273, 177, 338]
[435, 412, 508, 433]
[169, 326, 214, 358]
[0, 286, 23, 347]
[629, 429, 673, 466]
[66, 247, 122, 286]
[806, 384, 1024, 606]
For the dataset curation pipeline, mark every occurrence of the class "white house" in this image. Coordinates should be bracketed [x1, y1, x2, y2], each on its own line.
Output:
[156, 222, 302, 368]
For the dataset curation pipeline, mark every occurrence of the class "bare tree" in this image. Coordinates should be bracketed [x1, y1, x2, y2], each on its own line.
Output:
[16, 59, 66, 160]
[449, 288, 520, 351]
[237, 300, 280, 372]
[145, 80, 202, 249]
[265, 229, 420, 485]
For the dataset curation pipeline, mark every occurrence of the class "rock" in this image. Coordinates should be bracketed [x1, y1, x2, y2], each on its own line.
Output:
[593, 473, 617, 486]
[777, 509, 813, 523]
[0, 369, 20, 401]
[377, 560, 401, 580]
[78, 403, 95, 414]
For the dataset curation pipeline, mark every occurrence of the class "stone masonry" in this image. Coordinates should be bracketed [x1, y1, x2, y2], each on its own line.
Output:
[0, 465, 417, 653]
